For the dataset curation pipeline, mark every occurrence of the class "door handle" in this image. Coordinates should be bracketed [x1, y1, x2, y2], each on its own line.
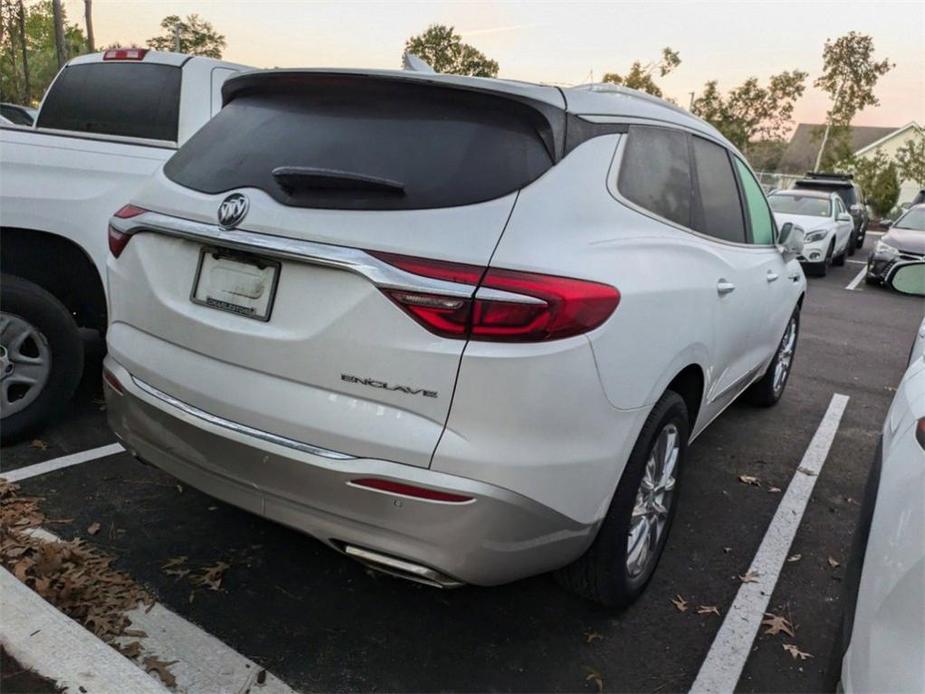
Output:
[716, 280, 736, 295]
[766, 271, 780, 282]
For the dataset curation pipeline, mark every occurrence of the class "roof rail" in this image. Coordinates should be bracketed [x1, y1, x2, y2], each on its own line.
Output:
[804, 171, 853, 180]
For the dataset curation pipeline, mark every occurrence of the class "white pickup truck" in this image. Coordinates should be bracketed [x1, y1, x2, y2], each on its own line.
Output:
[0, 49, 249, 442]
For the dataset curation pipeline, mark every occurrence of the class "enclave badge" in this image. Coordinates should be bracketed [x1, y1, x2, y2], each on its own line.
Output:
[218, 193, 249, 229]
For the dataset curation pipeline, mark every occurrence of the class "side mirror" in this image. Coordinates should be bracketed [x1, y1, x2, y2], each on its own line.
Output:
[883, 219, 893, 229]
[850, 203, 862, 213]
[888, 262, 925, 296]
[837, 213, 852, 222]
[778, 222, 804, 260]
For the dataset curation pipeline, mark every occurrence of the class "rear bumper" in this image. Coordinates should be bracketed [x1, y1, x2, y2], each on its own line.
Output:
[104, 357, 596, 586]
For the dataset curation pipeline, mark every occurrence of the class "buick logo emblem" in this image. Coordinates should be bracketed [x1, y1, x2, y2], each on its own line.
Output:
[218, 193, 249, 229]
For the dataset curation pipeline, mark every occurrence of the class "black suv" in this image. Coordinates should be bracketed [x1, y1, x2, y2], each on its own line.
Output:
[793, 172, 868, 250]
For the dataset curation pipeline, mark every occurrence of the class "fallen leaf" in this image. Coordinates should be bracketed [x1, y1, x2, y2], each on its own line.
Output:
[30, 439, 48, 450]
[782, 643, 813, 660]
[671, 594, 689, 612]
[584, 667, 604, 693]
[827, 557, 840, 568]
[738, 475, 761, 487]
[161, 556, 188, 569]
[697, 605, 721, 616]
[143, 656, 178, 688]
[191, 561, 229, 591]
[762, 612, 796, 637]
[738, 571, 760, 583]
[768, 486, 782, 494]
[87, 522, 101, 536]
[787, 554, 802, 563]
[122, 628, 147, 638]
[175, 484, 184, 494]
[797, 467, 817, 477]
[119, 641, 142, 659]
[584, 630, 603, 644]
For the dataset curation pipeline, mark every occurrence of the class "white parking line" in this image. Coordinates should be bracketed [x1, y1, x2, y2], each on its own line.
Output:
[845, 266, 867, 291]
[847, 259, 866, 265]
[866, 231, 884, 236]
[690, 393, 849, 694]
[1, 443, 124, 483]
[15, 528, 298, 694]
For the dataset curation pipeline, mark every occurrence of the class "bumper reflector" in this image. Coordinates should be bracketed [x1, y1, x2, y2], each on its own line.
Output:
[350, 478, 473, 503]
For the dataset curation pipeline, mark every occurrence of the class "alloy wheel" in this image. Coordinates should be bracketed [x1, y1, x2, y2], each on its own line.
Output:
[772, 317, 797, 396]
[0, 312, 52, 419]
[626, 422, 680, 578]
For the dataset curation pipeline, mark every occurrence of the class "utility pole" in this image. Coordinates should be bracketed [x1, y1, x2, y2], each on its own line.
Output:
[688, 91, 695, 110]
[174, 23, 181, 52]
[84, 0, 95, 52]
[51, 0, 66, 68]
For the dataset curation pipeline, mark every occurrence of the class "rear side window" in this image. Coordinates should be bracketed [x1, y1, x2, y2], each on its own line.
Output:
[37, 63, 181, 141]
[734, 158, 776, 245]
[618, 125, 691, 228]
[691, 137, 746, 243]
[165, 78, 555, 210]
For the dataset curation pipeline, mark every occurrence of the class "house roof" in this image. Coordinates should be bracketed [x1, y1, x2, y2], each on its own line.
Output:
[853, 121, 923, 157]
[778, 123, 898, 174]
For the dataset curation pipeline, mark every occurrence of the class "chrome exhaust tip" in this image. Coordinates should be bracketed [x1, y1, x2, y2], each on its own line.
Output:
[343, 545, 464, 589]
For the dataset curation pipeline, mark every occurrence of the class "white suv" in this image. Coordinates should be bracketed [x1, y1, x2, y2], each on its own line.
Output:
[103, 70, 806, 606]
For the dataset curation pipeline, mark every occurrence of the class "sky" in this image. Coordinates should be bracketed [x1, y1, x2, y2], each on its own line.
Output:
[66, 0, 924, 130]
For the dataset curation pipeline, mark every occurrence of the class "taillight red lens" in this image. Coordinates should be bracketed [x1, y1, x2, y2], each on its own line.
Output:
[102, 367, 125, 395]
[916, 418, 925, 451]
[369, 251, 620, 342]
[350, 478, 473, 503]
[109, 205, 147, 257]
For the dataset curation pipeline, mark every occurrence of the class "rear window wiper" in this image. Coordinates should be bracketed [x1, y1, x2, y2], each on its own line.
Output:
[272, 167, 405, 195]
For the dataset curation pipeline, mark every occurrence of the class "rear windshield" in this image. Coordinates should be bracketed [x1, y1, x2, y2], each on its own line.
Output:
[37, 62, 181, 141]
[895, 208, 925, 231]
[164, 78, 555, 210]
[793, 181, 857, 207]
[769, 194, 831, 218]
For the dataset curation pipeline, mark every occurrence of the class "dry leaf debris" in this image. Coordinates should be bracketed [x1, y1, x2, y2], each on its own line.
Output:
[762, 612, 796, 637]
[782, 643, 813, 660]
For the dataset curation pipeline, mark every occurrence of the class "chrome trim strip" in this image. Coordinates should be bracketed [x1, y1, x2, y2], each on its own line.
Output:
[131, 376, 356, 460]
[343, 545, 464, 588]
[113, 210, 477, 298]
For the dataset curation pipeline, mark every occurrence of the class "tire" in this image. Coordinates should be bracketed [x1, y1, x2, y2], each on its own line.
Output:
[833, 241, 847, 267]
[556, 391, 689, 608]
[855, 227, 865, 249]
[806, 261, 827, 278]
[864, 275, 880, 286]
[847, 230, 857, 256]
[1, 275, 84, 444]
[745, 308, 799, 407]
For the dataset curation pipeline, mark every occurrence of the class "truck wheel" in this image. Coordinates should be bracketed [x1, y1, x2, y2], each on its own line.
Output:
[556, 391, 689, 607]
[1, 275, 83, 444]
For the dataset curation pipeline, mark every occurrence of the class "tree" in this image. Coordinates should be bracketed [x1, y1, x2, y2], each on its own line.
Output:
[83, 0, 93, 52]
[1, 0, 87, 105]
[813, 32, 893, 170]
[837, 149, 889, 200]
[51, 0, 64, 67]
[866, 161, 900, 217]
[403, 24, 498, 77]
[147, 14, 226, 58]
[691, 70, 808, 154]
[894, 135, 925, 187]
[602, 47, 680, 98]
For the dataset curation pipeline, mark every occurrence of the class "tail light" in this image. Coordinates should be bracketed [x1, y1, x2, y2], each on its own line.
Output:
[916, 418, 925, 451]
[370, 251, 619, 342]
[102, 367, 125, 395]
[103, 48, 148, 61]
[108, 205, 147, 257]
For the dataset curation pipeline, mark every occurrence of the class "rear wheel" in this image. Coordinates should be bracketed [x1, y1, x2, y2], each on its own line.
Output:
[556, 391, 688, 607]
[833, 240, 847, 267]
[745, 308, 799, 407]
[1, 275, 83, 444]
[847, 229, 857, 256]
[855, 226, 866, 249]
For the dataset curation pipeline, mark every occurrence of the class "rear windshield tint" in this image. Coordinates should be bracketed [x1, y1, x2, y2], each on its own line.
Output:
[37, 62, 181, 141]
[164, 78, 555, 210]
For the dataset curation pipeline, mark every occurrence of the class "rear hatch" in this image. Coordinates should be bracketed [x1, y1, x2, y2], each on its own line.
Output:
[108, 71, 564, 468]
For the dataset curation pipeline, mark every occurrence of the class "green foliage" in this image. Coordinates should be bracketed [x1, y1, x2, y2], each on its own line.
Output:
[404, 24, 498, 77]
[815, 32, 893, 127]
[868, 162, 900, 217]
[894, 135, 925, 186]
[1, 0, 87, 106]
[146, 14, 225, 59]
[691, 70, 807, 153]
[602, 47, 680, 98]
[837, 149, 887, 197]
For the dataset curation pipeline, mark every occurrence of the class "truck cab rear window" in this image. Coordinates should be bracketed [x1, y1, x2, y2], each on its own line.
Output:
[37, 63, 181, 142]
[164, 79, 555, 210]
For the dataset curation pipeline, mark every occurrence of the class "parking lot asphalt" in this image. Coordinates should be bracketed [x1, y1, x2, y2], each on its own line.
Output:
[3, 233, 923, 693]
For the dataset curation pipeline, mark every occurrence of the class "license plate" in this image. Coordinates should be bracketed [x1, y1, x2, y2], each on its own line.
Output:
[191, 248, 280, 321]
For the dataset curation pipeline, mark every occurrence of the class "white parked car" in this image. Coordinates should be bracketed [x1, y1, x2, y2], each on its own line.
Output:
[768, 189, 853, 277]
[103, 72, 806, 606]
[0, 49, 250, 442]
[840, 308, 925, 692]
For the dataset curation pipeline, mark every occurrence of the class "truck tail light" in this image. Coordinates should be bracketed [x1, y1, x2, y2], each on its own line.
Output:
[369, 251, 619, 342]
[103, 48, 148, 61]
[108, 205, 147, 257]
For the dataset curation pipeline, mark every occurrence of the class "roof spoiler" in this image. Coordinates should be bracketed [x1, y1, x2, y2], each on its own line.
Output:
[805, 171, 854, 180]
